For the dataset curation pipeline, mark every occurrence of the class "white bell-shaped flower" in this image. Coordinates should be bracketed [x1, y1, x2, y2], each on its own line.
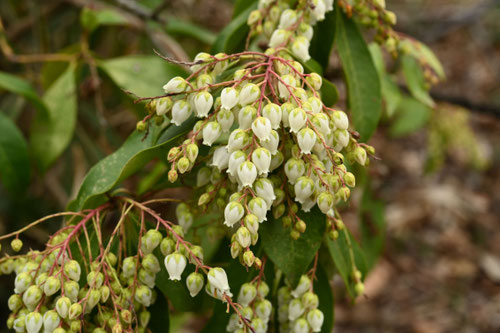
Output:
[332, 110, 349, 130]
[190, 52, 212, 72]
[207, 267, 232, 297]
[297, 128, 317, 154]
[42, 310, 60, 333]
[237, 283, 257, 307]
[254, 178, 276, 206]
[288, 298, 305, 321]
[255, 299, 273, 322]
[122, 256, 137, 278]
[171, 100, 192, 126]
[228, 150, 247, 177]
[312, 0, 327, 21]
[291, 275, 311, 298]
[239, 83, 260, 106]
[252, 147, 272, 176]
[221, 87, 239, 110]
[270, 151, 284, 171]
[249, 197, 268, 222]
[25, 312, 42, 333]
[324, 0, 334, 11]
[202, 121, 221, 146]
[194, 91, 213, 118]
[333, 129, 349, 151]
[279, 9, 298, 29]
[228, 129, 250, 153]
[262, 103, 282, 129]
[164, 253, 187, 281]
[238, 105, 257, 129]
[14, 272, 32, 294]
[307, 308, 325, 332]
[211, 146, 230, 171]
[291, 36, 311, 62]
[307, 73, 323, 90]
[236, 226, 252, 248]
[224, 201, 244, 227]
[289, 107, 307, 133]
[308, 96, 323, 114]
[281, 102, 294, 128]
[186, 272, 204, 297]
[311, 113, 331, 136]
[163, 76, 187, 94]
[238, 161, 258, 187]
[298, 22, 314, 41]
[252, 117, 272, 142]
[293, 318, 310, 333]
[155, 97, 172, 116]
[216, 109, 234, 132]
[135, 285, 153, 306]
[301, 197, 316, 212]
[278, 74, 297, 99]
[260, 130, 279, 154]
[269, 29, 290, 48]
[285, 158, 306, 184]
[294, 176, 315, 204]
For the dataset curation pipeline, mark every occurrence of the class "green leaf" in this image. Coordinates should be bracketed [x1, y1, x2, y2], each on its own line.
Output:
[30, 65, 77, 171]
[211, 4, 256, 53]
[233, 0, 258, 18]
[69, 120, 194, 211]
[326, 230, 367, 298]
[359, 178, 385, 271]
[81, 7, 130, 32]
[334, 8, 382, 141]
[320, 79, 339, 108]
[98, 55, 186, 98]
[149, 291, 170, 333]
[261, 207, 326, 286]
[309, 10, 336, 70]
[401, 54, 435, 108]
[400, 40, 445, 80]
[316, 266, 334, 332]
[0, 71, 48, 114]
[0, 112, 31, 195]
[390, 96, 432, 137]
[155, 264, 202, 312]
[165, 18, 216, 45]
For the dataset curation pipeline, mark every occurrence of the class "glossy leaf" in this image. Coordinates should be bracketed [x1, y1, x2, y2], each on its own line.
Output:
[335, 8, 382, 141]
[98, 55, 186, 97]
[31, 65, 77, 171]
[233, 0, 258, 18]
[261, 207, 326, 286]
[316, 266, 334, 332]
[211, 4, 256, 53]
[320, 79, 339, 108]
[310, 10, 336, 70]
[359, 178, 386, 271]
[0, 112, 31, 195]
[165, 18, 216, 45]
[390, 96, 432, 137]
[149, 292, 170, 333]
[0, 71, 48, 114]
[326, 230, 367, 298]
[401, 54, 435, 108]
[69, 120, 194, 211]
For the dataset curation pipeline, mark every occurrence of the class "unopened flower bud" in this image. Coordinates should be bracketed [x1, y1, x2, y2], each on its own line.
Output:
[14, 272, 32, 294]
[25, 312, 42, 333]
[224, 201, 244, 227]
[239, 83, 260, 106]
[317, 192, 334, 213]
[269, 29, 291, 48]
[163, 76, 187, 94]
[293, 317, 310, 333]
[236, 227, 251, 248]
[243, 250, 255, 267]
[247, 10, 262, 25]
[288, 298, 305, 321]
[255, 299, 272, 321]
[141, 229, 162, 254]
[177, 156, 190, 174]
[155, 97, 173, 116]
[279, 9, 298, 29]
[337, 186, 351, 202]
[63, 260, 81, 282]
[292, 275, 311, 298]
[135, 285, 153, 306]
[332, 110, 349, 130]
[291, 36, 311, 62]
[237, 283, 257, 306]
[43, 276, 61, 296]
[23, 285, 42, 309]
[186, 272, 204, 297]
[228, 129, 250, 153]
[354, 146, 367, 165]
[160, 238, 175, 257]
[306, 73, 322, 91]
[307, 308, 324, 332]
[302, 291, 319, 309]
[112, 323, 122, 333]
[68, 302, 82, 320]
[43, 310, 60, 333]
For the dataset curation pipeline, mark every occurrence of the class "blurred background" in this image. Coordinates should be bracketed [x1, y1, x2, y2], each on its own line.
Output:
[0, 0, 499, 332]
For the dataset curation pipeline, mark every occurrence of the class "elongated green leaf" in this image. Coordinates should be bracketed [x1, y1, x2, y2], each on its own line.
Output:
[326, 230, 366, 298]
[233, 0, 258, 18]
[261, 207, 326, 286]
[165, 18, 216, 45]
[401, 55, 435, 108]
[99, 56, 186, 97]
[212, 4, 256, 53]
[320, 79, 339, 108]
[359, 179, 385, 271]
[69, 120, 193, 211]
[316, 266, 334, 332]
[310, 10, 336, 70]
[149, 292, 170, 333]
[390, 96, 432, 137]
[0, 71, 48, 114]
[0, 112, 31, 194]
[31, 65, 77, 171]
[335, 9, 382, 141]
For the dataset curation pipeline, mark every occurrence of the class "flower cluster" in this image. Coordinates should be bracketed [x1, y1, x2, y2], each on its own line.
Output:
[277, 275, 324, 333]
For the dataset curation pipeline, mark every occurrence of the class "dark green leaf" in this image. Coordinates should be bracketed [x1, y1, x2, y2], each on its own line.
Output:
[165, 18, 216, 45]
[155, 264, 202, 312]
[261, 207, 326, 286]
[359, 178, 385, 271]
[211, 4, 256, 53]
[303, 58, 324, 76]
[320, 79, 339, 108]
[31, 65, 77, 171]
[401, 55, 435, 108]
[81, 7, 130, 32]
[335, 8, 382, 141]
[98, 55, 186, 98]
[390, 96, 432, 137]
[0, 112, 31, 195]
[233, 0, 258, 18]
[0, 71, 48, 114]
[149, 291, 170, 333]
[316, 266, 334, 332]
[309, 10, 336, 70]
[326, 230, 367, 298]
[69, 120, 194, 211]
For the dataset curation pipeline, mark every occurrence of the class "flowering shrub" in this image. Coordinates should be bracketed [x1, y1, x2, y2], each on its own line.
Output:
[0, 0, 444, 332]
